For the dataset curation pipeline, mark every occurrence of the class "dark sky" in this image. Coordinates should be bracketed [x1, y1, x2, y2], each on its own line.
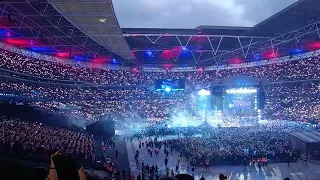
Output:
[113, 0, 298, 28]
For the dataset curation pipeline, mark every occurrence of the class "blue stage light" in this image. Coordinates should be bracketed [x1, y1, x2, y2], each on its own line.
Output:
[291, 49, 304, 54]
[146, 50, 153, 57]
[254, 53, 261, 60]
[165, 87, 171, 92]
[74, 55, 86, 61]
[182, 46, 187, 51]
[29, 47, 54, 52]
[112, 59, 118, 64]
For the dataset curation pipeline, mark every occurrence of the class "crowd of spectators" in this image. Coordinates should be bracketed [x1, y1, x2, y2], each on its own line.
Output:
[136, 120, 316, 168]
[0, 79, 318, 123]
[0, 79, 189, 101]
[133, 99, 187, 120]
[0, 48, 318, 180]
[30, 100, 133, 122]
[0, 48, 319, 124]
[264, 81, 319, 122]
[0, 120, 95, 163]
[0, 49, 319, 86]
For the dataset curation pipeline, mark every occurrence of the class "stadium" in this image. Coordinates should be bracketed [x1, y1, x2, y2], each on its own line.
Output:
[0, 0, 319, 179]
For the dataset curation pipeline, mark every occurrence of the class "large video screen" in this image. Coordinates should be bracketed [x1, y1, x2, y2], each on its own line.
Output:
[224, 88, 257, 114]
[155, 79, 185, 91]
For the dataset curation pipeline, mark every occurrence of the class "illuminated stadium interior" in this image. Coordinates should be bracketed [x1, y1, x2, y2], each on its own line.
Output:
[0, 0, 319, 180]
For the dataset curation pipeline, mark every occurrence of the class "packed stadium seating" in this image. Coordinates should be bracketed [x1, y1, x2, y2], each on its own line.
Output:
[0, 78, 318, 123]
[0, 48, 319, 180]
[0, 120, 94, 162]
[0, 49, 319, 86]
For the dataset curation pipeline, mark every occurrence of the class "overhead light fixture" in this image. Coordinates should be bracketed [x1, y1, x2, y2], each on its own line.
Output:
[99, 18, 106, 23]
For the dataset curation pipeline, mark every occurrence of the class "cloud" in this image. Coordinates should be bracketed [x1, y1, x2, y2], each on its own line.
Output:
[112, 0, 298, 28]
[234, 0, 299, 24]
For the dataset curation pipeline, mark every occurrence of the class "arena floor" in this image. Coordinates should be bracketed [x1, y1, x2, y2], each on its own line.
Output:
[125, 137, 320, 180]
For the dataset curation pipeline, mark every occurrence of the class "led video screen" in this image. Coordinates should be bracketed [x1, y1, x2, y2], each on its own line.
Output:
[155, 79, 185, 91]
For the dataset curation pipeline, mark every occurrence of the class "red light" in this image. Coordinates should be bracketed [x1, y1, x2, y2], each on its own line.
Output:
[163, 64, 173, 69]
[92, 56, 108, 63]
[261, 49, 278, 59]
[131, 67, 138, 73]
[161, 50, 172, 60]
[170, 46, 181, 59]
[230, 57, 241, 64]
[55, 52, 69, 58]
[197, 67, 204, 74]
[307, 42, 320, 50]
[5, 38, 33, 46]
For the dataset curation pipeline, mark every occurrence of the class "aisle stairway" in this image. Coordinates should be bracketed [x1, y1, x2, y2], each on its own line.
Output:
[103, 139, 130, 171]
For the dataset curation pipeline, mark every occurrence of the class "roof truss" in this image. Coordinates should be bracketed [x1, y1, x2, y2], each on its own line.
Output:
[124, 20, 320, 66]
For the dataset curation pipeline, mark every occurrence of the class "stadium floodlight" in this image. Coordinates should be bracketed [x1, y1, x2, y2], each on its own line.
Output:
[226, 88, 257, 94]
[165, 87, 171, 92]
[198, 89, 210, 96]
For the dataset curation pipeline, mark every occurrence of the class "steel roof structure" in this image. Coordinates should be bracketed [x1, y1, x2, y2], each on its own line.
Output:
[123, 0, 320, 67]
[0, 0, 137, 65]
[0, 0, 319, 68]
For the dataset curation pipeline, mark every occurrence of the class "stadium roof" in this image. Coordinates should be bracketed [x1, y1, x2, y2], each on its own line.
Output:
[246, 0, 320, 37]
[0, 0, 319, 68]
[123, 0, 320, 67]
[0, 0, 137, 65]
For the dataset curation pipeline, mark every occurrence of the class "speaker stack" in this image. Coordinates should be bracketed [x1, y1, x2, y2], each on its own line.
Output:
[86, 118, 115, 138]
[211, 85, 224, 111]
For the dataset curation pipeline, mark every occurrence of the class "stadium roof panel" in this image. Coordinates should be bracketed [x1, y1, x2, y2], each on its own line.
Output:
[49, 0, 137, 63]
[122, 0, 320, 37]
[247, 0, 320, 37]
[122, 0, 320, 67]
[0, 0, 320, 68]
[122, 26, 252, 36]
[0, 0, 138, 65]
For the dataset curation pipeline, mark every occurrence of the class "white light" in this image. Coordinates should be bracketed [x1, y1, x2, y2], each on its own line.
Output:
[165, 87, 171, 92]
[99, 18, 106, 23]
[198, 89, 210, 96]
[226, 88, 257, 94]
